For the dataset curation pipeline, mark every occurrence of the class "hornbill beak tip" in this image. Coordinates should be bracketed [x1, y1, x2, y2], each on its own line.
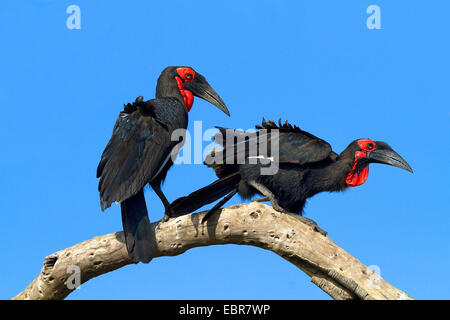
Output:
[184, 73, 230, 116]
[369, 142, 413, 174]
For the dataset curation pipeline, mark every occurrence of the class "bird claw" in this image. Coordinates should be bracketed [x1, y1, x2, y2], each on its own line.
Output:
[312, 225, 328, 236]
[162, 206, 176, 222]
[270, 202, 289, 214]
[297, 216, 327, 236]
[279, 210, 328, 236]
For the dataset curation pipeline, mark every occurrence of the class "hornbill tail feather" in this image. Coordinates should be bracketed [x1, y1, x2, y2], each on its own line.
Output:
[201, 186, 238, 223]
[170, 172, 241, 217]
[120, 190, 153, 263]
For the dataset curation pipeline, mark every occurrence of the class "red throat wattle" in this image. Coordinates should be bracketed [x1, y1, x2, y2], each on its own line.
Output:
[345, 151, 370, 187]
[175, 76, 194, 111]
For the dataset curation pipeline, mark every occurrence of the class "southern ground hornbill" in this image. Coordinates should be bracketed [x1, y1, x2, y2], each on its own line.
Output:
[97, 66, 229, 263]
[170, 119, 412, 234]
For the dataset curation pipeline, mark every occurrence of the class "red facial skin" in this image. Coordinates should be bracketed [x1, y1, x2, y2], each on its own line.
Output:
[175, 67, 195, 111]
[345, 139, 376, 187]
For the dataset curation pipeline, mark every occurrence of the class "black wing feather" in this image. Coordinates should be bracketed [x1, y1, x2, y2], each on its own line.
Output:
[97, 103, 174, 211]
[206, 119, 333, 168]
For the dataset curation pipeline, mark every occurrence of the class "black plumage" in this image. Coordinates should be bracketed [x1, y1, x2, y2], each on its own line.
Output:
[97, 66, 229, 263]
[170, 119, 413, 232]
[97, 97, 187, 210]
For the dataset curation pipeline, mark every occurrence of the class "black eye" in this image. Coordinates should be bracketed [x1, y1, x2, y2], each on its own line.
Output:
[367, 143, 374, 150]
[185, 73, 193, 80]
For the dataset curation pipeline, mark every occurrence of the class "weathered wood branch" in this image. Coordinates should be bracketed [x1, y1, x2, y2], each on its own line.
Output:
[13, 202, 412, 300]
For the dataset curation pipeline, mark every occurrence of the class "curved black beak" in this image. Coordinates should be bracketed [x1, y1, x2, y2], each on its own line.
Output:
[367, 141, 413, 173]
[183, 73, 230, 116]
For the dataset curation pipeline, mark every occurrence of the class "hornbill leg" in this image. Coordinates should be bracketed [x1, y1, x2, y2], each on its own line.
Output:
[247, 181, 286, 213]
[202, 187, 238, 223]
[252, 197, 270, 203]
[248, 181, 327, 236]
[150, 182, 173, 222]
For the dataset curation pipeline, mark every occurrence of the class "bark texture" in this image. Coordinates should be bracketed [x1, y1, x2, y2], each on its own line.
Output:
[13, 202, 412, 300]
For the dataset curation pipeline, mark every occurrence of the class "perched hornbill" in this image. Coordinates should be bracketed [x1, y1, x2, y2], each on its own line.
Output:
[97, 66, 229, 263]
[170, 119, 413, 233]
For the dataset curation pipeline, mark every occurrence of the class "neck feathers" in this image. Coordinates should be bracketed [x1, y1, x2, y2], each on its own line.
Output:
[155, 72, 186, 107]
[317, 156, 354, 193]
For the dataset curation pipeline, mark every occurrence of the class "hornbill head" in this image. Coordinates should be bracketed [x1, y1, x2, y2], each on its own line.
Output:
[344, 139, 413, 187]
[156, 66, 230, 116]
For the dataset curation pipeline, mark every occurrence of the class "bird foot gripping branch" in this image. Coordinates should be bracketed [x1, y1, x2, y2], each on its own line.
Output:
[251, 199, 328, 236]
[292, 215, 328, 236]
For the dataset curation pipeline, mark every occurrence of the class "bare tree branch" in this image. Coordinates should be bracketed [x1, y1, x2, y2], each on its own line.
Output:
[12, 202, 412, 300]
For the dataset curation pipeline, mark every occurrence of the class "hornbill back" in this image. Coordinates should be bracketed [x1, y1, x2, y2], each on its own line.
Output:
[171, 119, 338, 216]
[97, 98, 187, 211]
[207, 119, 336, 176]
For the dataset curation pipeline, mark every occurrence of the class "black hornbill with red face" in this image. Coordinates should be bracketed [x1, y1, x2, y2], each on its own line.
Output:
[170, 119, 412, 233]
[97, 66, 229, 263]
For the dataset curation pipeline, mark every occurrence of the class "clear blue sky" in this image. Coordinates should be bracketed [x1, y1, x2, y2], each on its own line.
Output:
[0, 0, 448, 300]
